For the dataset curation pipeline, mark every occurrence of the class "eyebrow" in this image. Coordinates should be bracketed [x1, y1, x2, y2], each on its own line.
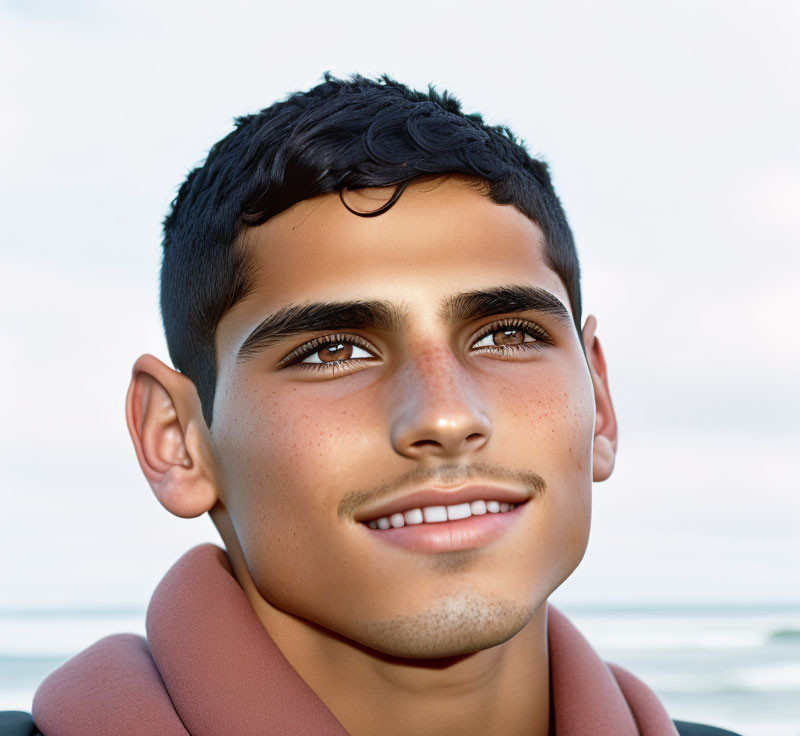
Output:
[236, 284, 573, 363]
[439, 285, 572, 327]
[236, 301, 403, 362]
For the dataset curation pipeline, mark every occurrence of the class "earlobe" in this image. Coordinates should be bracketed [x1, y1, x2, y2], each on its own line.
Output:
[581, 316, 618, 483]
[125, 354, 219, 518]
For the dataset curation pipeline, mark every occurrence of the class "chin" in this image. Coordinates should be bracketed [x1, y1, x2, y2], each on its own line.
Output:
[352, 592, 538, 660]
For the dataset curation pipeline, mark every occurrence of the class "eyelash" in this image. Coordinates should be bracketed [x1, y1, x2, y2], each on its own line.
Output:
[279, 333, 377, 374]
[471, 318, 552, 354]
[279, 318, 552, 374]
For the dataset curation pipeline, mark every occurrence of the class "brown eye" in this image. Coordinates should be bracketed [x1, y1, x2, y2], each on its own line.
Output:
[492, 329, 529, 345]
[317, 342, 352, 362]
[472, 327, 538, 350]
[299, 341, 373, 365]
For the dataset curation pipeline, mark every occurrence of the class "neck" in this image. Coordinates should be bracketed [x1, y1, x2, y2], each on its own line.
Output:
[220, 520, 551, 736]
[266, 603, 552, 736]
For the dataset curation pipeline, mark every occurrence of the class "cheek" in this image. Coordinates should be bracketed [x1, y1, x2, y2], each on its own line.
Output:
[212, 382, 380, 596]
[217, 383, 364, 490]
[491, 365, 595, 476]
[489, 367, 595, 579]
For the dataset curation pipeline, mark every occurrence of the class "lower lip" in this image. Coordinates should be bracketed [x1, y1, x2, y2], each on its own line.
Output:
[363, 503, 527, 553]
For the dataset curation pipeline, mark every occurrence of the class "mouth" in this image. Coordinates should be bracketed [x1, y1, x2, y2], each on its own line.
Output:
[363, 499, 521, 529]
[356, 484, 532, 553]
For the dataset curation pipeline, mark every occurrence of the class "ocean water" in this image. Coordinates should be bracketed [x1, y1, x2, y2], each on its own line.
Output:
[1, 605, 798, 735]
[562, 604, 800, 736]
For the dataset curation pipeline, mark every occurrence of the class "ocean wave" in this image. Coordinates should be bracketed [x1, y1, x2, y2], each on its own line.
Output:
[769, 628, 800, 643]
[567, 612, 800, 653]
[648, 662, 800, 695]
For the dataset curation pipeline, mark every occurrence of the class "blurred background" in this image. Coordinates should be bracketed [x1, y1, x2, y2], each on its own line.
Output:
[1, 0, 798, 733]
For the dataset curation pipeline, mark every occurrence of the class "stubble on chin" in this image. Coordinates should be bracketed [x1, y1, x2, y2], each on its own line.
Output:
[355, 591, 535, 659]
[428, 549, 480, 574]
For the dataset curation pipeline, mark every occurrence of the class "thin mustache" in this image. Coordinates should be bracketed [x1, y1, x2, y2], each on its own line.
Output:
[337, 464, 546, 519]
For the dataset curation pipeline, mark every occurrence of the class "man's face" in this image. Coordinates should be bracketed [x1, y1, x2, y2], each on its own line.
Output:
[210, 177, 595, 658]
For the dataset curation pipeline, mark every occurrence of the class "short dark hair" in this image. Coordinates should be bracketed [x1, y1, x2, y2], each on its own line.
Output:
[161, 73, 581, 427]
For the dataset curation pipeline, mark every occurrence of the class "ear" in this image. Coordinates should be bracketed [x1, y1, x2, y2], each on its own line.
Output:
[125, 354, 220, 518]
[581, 316, 618, 482]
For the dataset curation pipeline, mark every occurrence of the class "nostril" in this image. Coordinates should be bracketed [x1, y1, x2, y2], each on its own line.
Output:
[466, 433, 483, 442]
[410, 439, 442, 449]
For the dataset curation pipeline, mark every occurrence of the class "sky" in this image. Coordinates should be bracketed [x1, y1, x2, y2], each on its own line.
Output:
[1, 0, 798, 608]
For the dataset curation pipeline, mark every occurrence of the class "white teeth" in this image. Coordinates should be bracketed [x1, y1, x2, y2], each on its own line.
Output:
[447, 502, 472, 520]
[423, 505, 448, 523]
[404, 508, 424, 525]
[365, 500, 520, 529]
[470, 499, 487, 515]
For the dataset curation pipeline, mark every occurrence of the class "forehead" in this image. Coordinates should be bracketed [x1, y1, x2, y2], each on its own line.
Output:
[215, 177, 570, 360]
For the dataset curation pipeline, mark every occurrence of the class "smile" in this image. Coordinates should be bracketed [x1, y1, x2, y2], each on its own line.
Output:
[361, 501, 529, 554]
[364, 500, 519, 529]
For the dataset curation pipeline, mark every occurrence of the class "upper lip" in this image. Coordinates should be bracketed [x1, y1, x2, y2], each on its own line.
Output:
[354, 484, 531, 522]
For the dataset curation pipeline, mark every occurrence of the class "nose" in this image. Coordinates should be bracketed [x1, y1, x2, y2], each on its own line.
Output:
[390, 346, 492, 460]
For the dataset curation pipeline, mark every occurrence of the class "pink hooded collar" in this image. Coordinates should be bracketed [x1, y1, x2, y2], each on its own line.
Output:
[33, 544, 678, 735]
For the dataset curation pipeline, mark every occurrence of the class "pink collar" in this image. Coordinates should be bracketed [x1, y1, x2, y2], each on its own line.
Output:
[33, 544, 677, 736]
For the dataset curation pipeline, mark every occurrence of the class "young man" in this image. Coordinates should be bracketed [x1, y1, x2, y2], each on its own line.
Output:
[6, 74, 739, 735]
